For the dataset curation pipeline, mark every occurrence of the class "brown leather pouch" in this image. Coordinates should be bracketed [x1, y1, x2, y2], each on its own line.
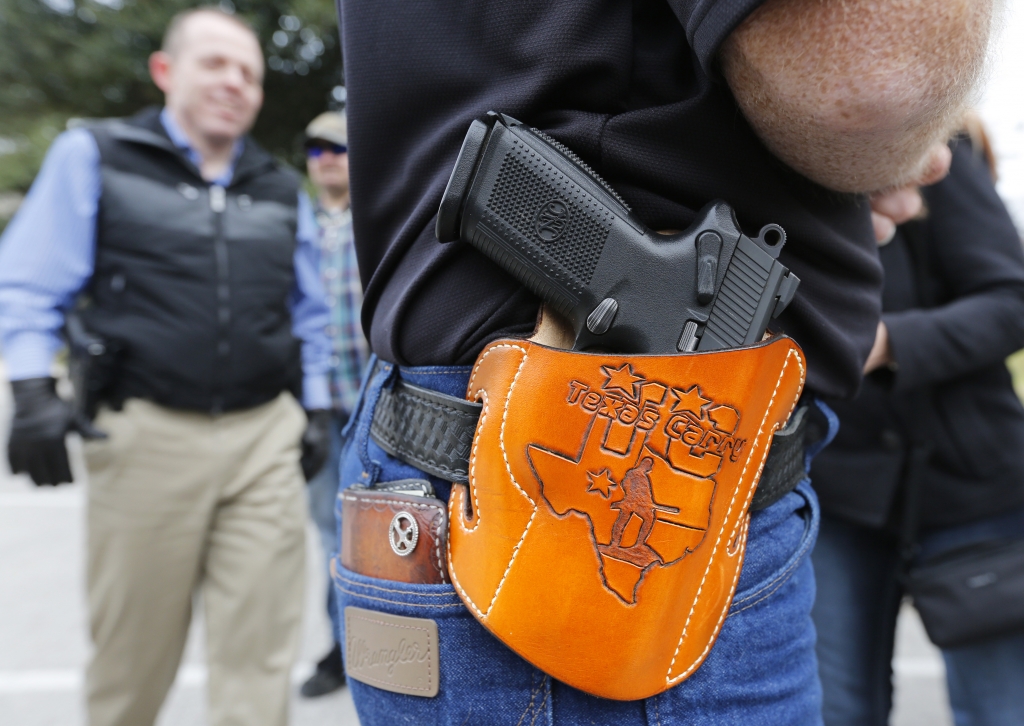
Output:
[448, 336, 805, 700]
[340, 480, 448, 585]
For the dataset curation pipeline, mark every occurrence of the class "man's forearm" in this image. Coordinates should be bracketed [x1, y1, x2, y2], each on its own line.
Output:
[0, 328, 62, 381]
[721, 0, 993, 194]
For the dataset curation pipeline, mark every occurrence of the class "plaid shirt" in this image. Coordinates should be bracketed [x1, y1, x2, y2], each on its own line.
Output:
[315, 204, 369, 413]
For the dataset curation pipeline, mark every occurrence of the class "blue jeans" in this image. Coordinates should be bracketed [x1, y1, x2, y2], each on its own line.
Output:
[306, 410, 347, 641]
[812, 509, 1024, 726]
[334, 359, 827, 725]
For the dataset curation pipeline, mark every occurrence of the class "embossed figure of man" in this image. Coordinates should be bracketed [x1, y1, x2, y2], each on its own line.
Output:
[609, 457, 657, 549]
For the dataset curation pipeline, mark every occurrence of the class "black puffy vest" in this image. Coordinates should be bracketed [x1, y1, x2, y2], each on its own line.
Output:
[83, 108, 303, 413]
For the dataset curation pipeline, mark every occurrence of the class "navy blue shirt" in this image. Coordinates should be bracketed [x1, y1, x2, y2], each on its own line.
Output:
[338, 0, 881, 398]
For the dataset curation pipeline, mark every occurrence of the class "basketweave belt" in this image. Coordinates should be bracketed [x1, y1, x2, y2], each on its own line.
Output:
[369, 368, 809, 512]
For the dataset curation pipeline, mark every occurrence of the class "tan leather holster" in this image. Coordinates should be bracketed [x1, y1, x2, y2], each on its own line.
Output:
[447, 336, 806, 700]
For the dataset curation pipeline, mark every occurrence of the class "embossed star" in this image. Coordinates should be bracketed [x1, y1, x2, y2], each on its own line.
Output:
[601, 363, 644, 400]
[586, 469, 618, 498]
[671, 385, 711, 416]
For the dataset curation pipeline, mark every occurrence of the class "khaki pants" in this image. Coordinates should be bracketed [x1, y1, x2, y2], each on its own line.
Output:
[84, 393, 307, 726]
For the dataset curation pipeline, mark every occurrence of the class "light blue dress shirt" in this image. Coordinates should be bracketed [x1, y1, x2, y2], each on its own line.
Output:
[0, 109, 332, 409]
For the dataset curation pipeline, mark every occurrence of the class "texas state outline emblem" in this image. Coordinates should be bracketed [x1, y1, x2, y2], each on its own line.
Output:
[527, 362, 745, 604]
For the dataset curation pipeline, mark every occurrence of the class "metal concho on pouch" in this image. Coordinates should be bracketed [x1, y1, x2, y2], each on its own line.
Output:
[436, 112, 800, 355]
[339, 480, 449, 585]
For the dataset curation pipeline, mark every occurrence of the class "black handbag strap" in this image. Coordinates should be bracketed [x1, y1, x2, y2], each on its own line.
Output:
[897, 444, 931, 570]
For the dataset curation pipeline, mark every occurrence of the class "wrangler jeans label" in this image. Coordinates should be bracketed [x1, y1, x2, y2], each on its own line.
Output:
[344, 606, 439, 697]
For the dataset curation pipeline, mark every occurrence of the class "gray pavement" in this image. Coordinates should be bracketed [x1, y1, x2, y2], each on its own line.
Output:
[0, 365, 950, 725]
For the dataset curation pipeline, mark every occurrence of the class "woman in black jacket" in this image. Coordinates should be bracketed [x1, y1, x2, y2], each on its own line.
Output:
[810, 124, 1024, 726]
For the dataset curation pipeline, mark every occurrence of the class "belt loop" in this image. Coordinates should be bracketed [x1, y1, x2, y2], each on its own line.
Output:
[341, 353, 378, 440]
[805, 397, 840, 470]
[354, 359, 396, 486]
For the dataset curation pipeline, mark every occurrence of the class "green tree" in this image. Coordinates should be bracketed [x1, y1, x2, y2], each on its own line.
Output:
[0, 0, 343, 196]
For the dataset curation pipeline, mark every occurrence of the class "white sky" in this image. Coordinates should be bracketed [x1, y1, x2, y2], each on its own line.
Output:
[978, 0, 1024, 230]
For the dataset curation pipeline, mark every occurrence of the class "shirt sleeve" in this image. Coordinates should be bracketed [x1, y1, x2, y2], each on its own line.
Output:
[884, 141, 1024, 390]
[665, 0, 768, 72]
[289, 190, 332, 409]
[0, 128, 100, 380]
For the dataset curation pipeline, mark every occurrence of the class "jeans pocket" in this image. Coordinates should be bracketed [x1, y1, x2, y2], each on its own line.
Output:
[648, 482, 822, 726]
[333, 562, 550, 726]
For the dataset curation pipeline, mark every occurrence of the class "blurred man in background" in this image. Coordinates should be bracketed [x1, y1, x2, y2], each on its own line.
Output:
[298, 110, 368, 698]
[0, 8, 331, 726]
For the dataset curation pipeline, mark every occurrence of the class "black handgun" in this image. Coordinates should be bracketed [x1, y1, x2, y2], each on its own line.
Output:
[436, 113, 799, 354]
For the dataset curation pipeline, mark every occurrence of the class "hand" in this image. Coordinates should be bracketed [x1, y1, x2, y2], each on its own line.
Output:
[863, 322, 893, 374]
[7, 377, 104, 486]
[869, 143, 952, 243]
[301, 409, 333, 481]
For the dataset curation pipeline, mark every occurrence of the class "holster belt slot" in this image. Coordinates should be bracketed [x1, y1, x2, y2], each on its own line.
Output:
[369, 376, 809, 511]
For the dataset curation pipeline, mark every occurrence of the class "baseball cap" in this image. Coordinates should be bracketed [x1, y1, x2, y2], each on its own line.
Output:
[305, 111, 347, 147]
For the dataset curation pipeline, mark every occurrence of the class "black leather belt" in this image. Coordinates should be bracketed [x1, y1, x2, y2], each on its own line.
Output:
[370, 376, 810, 512]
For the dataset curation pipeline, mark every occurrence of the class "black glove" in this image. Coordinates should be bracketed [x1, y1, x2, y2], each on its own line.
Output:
[301, 409, 332, 481]
[7, 377, 106, 486]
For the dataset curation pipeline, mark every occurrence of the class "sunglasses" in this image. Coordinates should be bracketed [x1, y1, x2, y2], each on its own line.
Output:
[306, 141, 348, 157]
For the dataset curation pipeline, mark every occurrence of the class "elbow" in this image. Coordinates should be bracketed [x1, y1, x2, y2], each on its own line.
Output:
[721, 0, 994, 193]
[980, 286, 1024, 353]
[1007, 288, 1024, 349]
